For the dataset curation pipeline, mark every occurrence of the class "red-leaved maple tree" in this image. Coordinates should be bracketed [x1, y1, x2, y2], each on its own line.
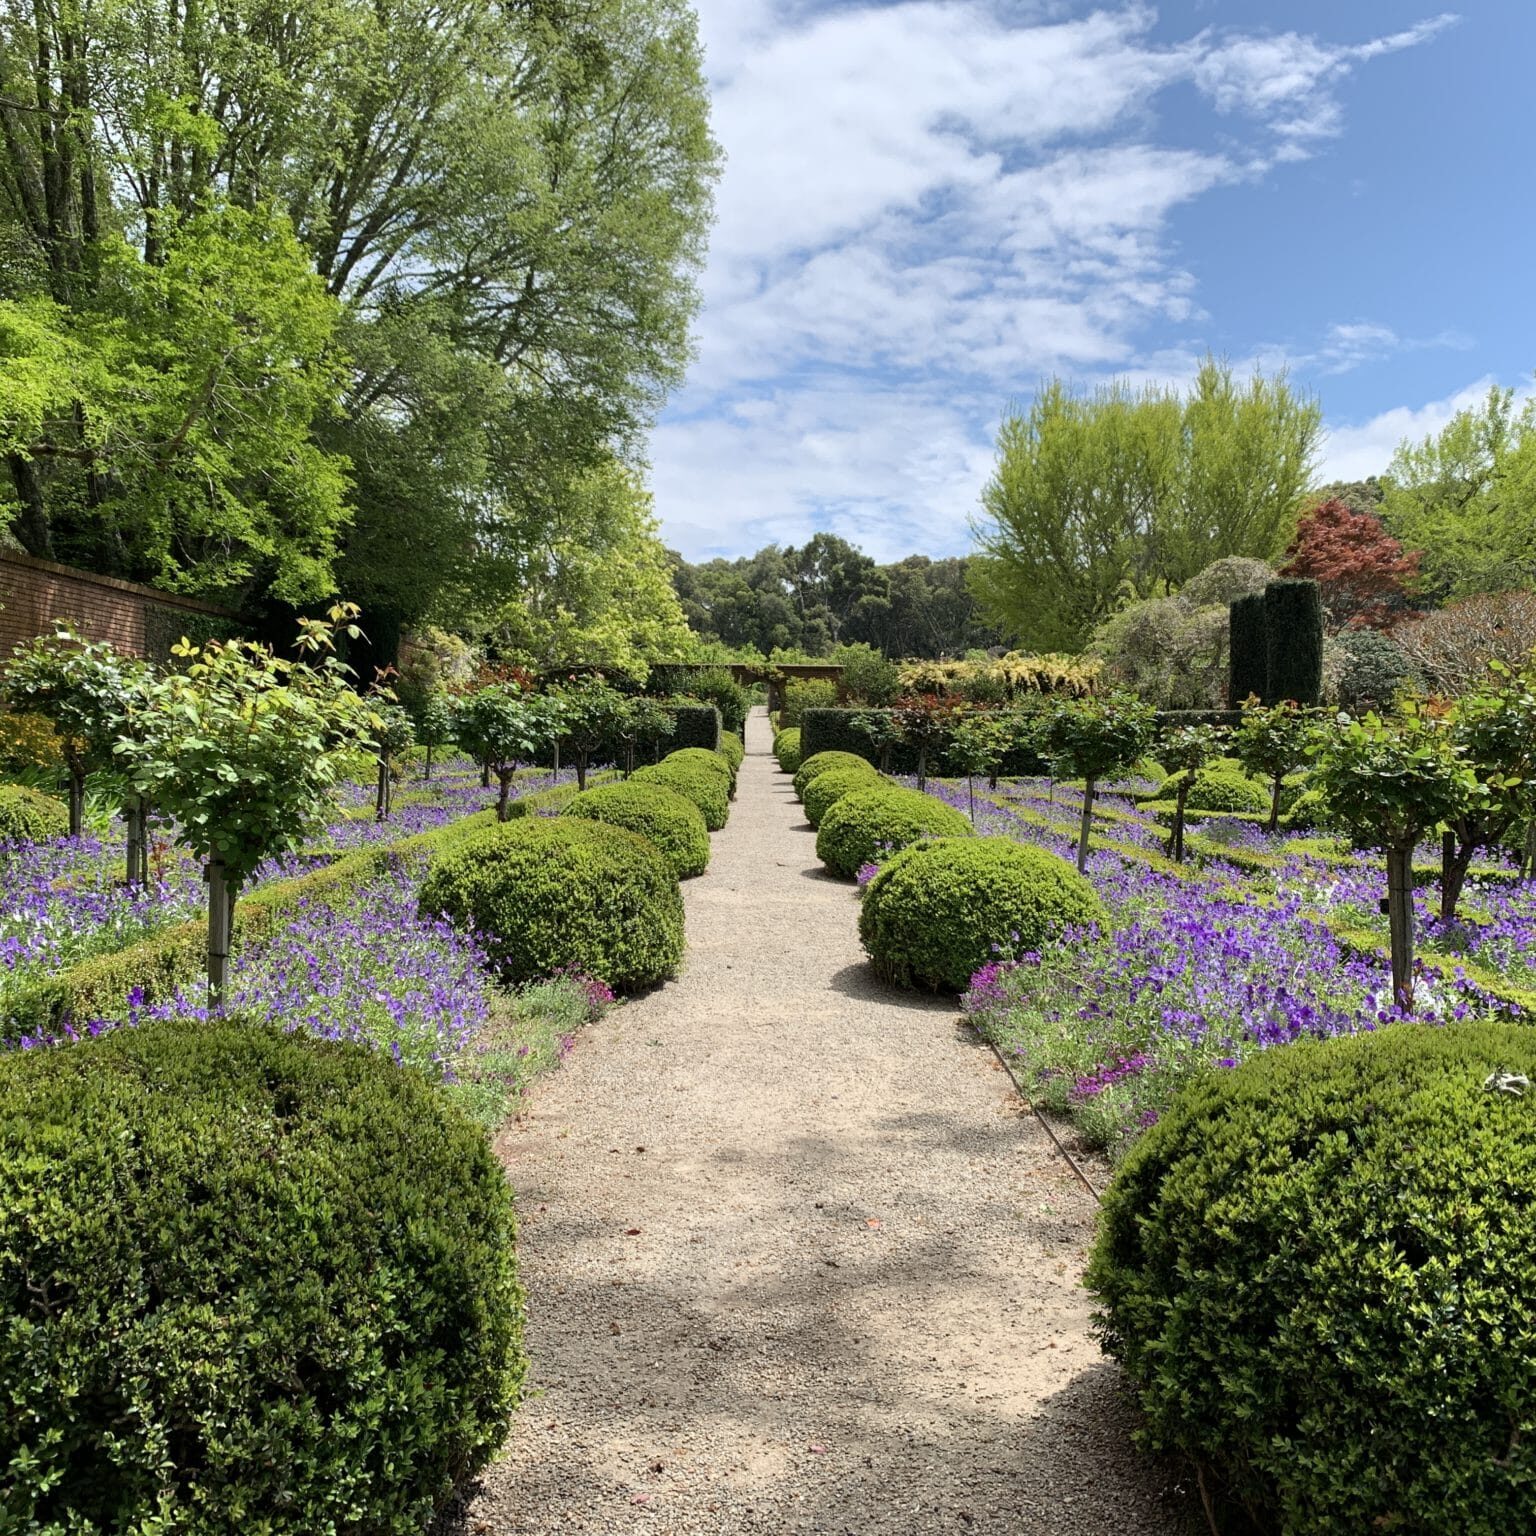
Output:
[1280, 498, 1421, 629]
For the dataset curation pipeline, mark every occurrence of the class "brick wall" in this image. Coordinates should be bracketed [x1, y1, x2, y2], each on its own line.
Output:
[0, 551, 234, 662]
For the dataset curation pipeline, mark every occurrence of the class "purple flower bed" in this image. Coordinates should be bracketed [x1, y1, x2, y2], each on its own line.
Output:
[874, 774, 1531, 1158]
[0, 766, 571, 1009]
[962, 862, 1495, 1157]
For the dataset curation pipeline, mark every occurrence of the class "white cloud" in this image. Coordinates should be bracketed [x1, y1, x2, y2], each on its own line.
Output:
[1319, 376, 1529, 484]
[656, 2, 1461, 560]
[1191, 16, 1456, 146]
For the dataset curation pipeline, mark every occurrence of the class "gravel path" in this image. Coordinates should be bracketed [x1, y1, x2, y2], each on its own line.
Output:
[449, 712, 1193, 1536]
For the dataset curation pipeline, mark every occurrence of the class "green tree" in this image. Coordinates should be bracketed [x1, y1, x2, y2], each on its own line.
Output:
[1311, 707, 1476, 1011]
[491, 462, 695, 678]
[1045, 694, 1157, 872]
[0, 0, 719, 629]
[0, 209, 348, 601]
[1379, 386, 1536, 600]
[1158, 724, 1222, 863]
[1, 625, 139, 839]
[369, 700, 414, 822]
[551, 678, 628, 792]
[454, 685, 551, 822]
[413, 694, 456, 782]
[971, 362, 1319, 651]
[118, 609, 378, 1000]
[1231, 701, 1316, 833]
[1440, 665, 1536, 923]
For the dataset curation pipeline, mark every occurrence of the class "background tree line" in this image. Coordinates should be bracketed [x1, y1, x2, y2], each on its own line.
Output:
[669, 534, 1003, 660]
[0, 0, 718, 672]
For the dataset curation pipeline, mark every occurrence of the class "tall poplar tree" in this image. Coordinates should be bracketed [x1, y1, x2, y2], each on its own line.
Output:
[969, 361, 1320, 651]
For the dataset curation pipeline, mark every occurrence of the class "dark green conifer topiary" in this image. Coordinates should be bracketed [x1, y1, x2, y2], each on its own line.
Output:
[1264, 577, 1324, 705]
[1228, 591, 1269, 706]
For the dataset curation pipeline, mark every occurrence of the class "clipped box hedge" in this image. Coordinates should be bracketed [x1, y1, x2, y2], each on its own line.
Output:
[1090, 1021, 1536, 1533]
[665, 704, 722, 753]
[0, 1017, 523, 1533]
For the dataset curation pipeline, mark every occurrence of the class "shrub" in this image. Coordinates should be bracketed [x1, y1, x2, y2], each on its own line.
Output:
[1333, 627, 1419, 714]
[629, 760, 729, 830]
[1159, 766, 1269, 814]
[783, 677, 838, 728]
[0, 711, 65, 773]
[800, 707, 886, 768]
[833, 642, 900, 706]
[793, 749, 877, 801]
[680, 668, 750, 735]
[1284, 787, 1331, 831]
[860, 838, 1105, 991]
[660, 702, 720, 752]
[817, 786, 973, 880]
[562, 781, 711, 879]
[718, 731, 745, 772]
[420, 817, 684, 989]
[0, 1018, 522, 1534]
[1089, 1022, 1536, 1535]
[773, 727, 803, 774]
[665, 745, 735, 797]
[0, 782, 69, 843]
[802, 763, 883, 828]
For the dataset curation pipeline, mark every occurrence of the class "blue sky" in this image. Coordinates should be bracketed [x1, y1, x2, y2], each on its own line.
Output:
[652, 0, 1535, 562]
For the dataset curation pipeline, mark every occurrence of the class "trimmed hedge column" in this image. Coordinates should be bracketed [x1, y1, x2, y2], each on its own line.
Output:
[1264, 578, 1324, 706]
[1228, 592, 1269, 707]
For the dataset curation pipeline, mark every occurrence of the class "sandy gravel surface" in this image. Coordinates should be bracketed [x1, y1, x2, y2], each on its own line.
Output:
[448, 711, 1193, 1536]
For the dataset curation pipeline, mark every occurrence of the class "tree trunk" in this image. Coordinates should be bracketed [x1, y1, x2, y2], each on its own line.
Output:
[67, 765, 84, 839]
[1171, 784, 1190, 864]
[497, 771, 514, 821]
[966, 774, 975, 825]
[1440, 831, 1476, 925]
[625, 743, 635, 778]
[207, 859, 235, 1008]
[6, 453, 51, 557]
[481, 760, 491, 788]
[1524, 822, 1536, 881]
[576, 755, 587, 792]
[375, 760, 388, 822]
[1077, 777, 1096, 874]
[1268, 775, 1282, 834]
[124, 796, 145, 887]
[1386, 846, 1415, 1012]
[917, 747, 928, 793]
[423, 743, 433, 781]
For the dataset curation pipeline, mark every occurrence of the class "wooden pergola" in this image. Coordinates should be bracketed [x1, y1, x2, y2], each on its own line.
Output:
[727, 662, 844, 717]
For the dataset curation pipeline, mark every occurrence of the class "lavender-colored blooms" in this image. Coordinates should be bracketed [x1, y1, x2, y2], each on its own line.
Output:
[916, 774, 1531, 1157]
[0, 765, 571, 1011]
